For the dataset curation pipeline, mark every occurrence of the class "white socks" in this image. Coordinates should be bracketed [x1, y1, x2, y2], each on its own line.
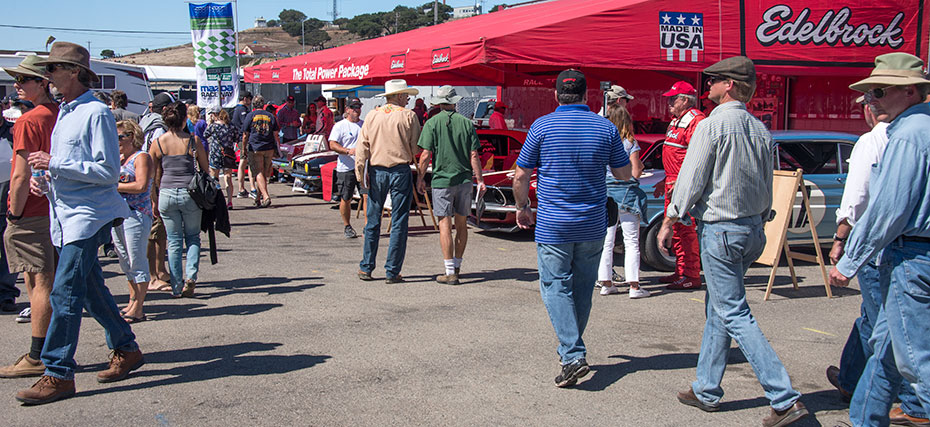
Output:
[444, 259, 455, 275]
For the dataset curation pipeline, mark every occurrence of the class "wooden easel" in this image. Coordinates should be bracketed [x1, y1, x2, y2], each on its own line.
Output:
[757, 169, 831, 300]
[378, 169, 438, 231]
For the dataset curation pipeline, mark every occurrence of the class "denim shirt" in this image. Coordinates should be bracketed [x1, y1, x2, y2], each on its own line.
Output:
[836, 103, 930, 278]
[47, 90, 130, 247]
[607, 178, 647, 219]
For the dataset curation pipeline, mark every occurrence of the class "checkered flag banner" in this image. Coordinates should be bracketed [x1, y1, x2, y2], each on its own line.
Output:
[190, 2, 239, 108]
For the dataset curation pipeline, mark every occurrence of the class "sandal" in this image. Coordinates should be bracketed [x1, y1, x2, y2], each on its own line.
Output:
[147, 280, 171, 292]
[122, 315, 147, 324]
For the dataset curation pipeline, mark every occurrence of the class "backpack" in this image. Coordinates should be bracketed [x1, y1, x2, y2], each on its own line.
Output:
[140, 113, 166, 151]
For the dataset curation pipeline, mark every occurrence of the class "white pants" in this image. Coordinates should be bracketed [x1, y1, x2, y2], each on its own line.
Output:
[598, 211, 640, 283]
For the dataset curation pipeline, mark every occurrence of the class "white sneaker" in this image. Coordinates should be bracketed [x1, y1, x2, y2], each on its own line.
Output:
[15, 307, 30, 323]
[600, 285, 620, 296]
[629, 287, 651, 299]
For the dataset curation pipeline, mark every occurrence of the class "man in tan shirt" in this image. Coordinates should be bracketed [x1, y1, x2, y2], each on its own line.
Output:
[355, 79, 422, 283]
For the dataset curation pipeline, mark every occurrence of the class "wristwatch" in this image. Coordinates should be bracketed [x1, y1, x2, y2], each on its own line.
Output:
[833, 233, 848, 243]
[6, 210, 22, 221]
[516, 204, 531, 212]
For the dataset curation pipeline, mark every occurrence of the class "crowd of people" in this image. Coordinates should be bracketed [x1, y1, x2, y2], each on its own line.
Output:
[0, 40, 928, 427]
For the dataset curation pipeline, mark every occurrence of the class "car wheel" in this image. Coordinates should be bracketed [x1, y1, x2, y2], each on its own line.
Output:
[641, 221, 676, 272]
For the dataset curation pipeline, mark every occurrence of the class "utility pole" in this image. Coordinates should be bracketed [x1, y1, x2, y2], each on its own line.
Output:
[434, 0, 438, 25]
[333, 0, 338, 21]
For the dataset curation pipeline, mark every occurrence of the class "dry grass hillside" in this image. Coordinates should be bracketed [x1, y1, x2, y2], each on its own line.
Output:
[106, 26, 362, 67]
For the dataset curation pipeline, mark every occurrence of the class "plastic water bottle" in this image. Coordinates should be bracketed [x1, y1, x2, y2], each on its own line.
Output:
[31, 168, 49, 194]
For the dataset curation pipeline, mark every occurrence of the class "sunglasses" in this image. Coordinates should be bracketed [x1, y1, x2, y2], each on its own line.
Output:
[14, 75, 43, 84]
[118, 132, 132, 139]
[707, 76, 730, 86]
[864, 85, 895, 102]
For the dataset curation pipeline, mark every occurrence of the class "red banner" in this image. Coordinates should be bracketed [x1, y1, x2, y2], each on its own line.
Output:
[742, 0, 926, 67]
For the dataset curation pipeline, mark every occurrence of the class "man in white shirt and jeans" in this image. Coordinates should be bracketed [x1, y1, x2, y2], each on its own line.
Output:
[825, 96, 926, 425]
[329, 99, 364, 238]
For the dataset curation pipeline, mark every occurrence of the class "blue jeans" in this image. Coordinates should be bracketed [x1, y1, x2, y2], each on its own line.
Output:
[692, 216, 801, 411]
[838, 257, 924, 418]
[537, 239, 604, 364]
[360, 165, 412, 279]
[850, 239, 930, 426]
[159, 188, 202, 294]
[42, 223, 138, 380]
[111, 209, 153, 284]
[0, 182, 20, 302]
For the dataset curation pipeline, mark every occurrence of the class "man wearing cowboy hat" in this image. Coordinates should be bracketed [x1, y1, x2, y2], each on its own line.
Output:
[830, 52, 930, 427]
[355, 79, 422, 284]
[661, 56, 807, 426]
[416, 85, 486, 285]
[15, 41, 143, 405]
[0, 55, 58, 381]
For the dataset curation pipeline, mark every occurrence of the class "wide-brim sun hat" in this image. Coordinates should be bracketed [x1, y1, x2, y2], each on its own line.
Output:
[377, 79, 419, 97]
[2, 55, 48, 80]
[849, 52, 930, 92]
[34, 41, 99, 82]
[431, 85, 462, 105]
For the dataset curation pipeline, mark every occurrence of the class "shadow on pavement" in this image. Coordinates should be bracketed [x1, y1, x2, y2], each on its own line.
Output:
[578, 349, 749, 392]
[142, 302, 283, 320]
[75, 342, 330, 397]
[462, 267, 538, 283]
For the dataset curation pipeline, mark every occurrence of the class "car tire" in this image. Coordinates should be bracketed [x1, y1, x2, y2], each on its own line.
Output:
[641, 220, 677, 272]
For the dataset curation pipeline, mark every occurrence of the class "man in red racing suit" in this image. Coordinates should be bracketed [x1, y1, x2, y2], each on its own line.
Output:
[655, 81, 704, 290]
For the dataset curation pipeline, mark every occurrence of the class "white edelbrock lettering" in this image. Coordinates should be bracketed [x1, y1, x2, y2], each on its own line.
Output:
[391, 59, 405, 69]
[756, 5, 904, 48]
[432, 53, 450, 65]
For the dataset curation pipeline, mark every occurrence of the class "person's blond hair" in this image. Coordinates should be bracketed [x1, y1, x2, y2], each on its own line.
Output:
[607, 104, 636, 144]
[116, 120, 144, 149]
[187, 105, 201, 122]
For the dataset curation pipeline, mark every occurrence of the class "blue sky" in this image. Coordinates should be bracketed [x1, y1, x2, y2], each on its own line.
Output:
[2, 0, 481, 57]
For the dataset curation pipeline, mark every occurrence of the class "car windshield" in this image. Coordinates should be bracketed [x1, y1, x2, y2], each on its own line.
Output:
[474, 102, 493, 119]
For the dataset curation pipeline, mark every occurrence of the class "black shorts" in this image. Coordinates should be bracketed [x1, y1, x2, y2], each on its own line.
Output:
[335, 170, 360, 202]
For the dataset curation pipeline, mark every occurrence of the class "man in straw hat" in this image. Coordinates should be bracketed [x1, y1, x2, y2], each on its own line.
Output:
[14, 42, 143, 405]
[0, 56, 58, 381]
[415, 85, 486, 286]
[355, 79, 422, 284]
[826, 93, 927, 425]
[830, 52, 930, 426]
[660, 56, 808, 426]
[513, 69, 631, 388]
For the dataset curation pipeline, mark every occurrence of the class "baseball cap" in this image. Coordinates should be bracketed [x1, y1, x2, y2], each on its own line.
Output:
[606, 85, 634, 102]
[556, 69, 587, 96]
[152, 92, 174, 109]
[347, 98, 362, 109]
[662, 81, 697, 97]
[286, 95, 295, 102]
[314, 95, 327, 103]
[494, 101, 507, 110]
[704, 56, 756, 83]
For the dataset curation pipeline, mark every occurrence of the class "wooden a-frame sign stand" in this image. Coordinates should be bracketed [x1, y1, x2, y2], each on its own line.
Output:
[756, 169, 832, 301]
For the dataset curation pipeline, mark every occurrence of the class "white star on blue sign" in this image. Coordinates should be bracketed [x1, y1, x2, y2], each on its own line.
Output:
[691, 15, 701, 25]
[662, 14, 671, 24]
[677, 14, 686, 24]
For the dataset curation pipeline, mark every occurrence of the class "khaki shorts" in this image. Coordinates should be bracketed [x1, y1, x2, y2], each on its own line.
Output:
[4, 216, 55, 273]
[149, 214, 166, 241]
[249, 149, 274, 176]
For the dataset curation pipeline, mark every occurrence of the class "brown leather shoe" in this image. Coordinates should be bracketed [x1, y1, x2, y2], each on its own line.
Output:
[763, 401, 809, 427]
[826, 365, 852, 402]
[676, 388, 719, 412]
[96, 349, 144, 383]
[0, 354, 46, 378]
[15, 375, 75, 405]
[181, 280, 196, 298]
[436, 273, 460, 285]
[890, 407, 930, 426]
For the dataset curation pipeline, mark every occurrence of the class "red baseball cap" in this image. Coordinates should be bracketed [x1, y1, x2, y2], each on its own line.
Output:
[662, 81, 697, 97]
[494, 101, 507, 110]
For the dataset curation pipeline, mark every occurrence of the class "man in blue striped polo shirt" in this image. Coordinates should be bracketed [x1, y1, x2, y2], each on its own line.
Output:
[513, 69, 631, 388]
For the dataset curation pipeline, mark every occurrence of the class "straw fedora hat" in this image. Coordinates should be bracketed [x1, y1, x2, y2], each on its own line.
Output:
[2, 55, 48, 80]
[849, 52, 930, 92]
[34, 41, 99, 82]
[377, 79, 419, 97]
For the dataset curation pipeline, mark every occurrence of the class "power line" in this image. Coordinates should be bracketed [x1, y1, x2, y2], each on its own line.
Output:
[0, 24, 188, 35]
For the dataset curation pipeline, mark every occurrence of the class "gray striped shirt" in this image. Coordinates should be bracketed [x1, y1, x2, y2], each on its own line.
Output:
[667, 101, 773, 222]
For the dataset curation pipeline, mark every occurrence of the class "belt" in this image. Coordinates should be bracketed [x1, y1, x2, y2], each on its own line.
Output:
[900, 235, 930, 244]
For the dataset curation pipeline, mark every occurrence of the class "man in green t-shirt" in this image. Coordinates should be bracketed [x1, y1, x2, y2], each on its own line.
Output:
[416, 86, 486, 285]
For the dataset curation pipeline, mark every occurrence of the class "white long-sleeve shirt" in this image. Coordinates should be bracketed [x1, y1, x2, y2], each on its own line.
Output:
[835, 122, 889, 227]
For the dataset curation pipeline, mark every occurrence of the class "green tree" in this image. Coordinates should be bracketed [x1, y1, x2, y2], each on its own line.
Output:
[344, 12, 390, 39]
[266, 19, 279, 27]
[100, 49, 115, 59]
[278, 9, 309, 37]
[333, 17, 349, 27]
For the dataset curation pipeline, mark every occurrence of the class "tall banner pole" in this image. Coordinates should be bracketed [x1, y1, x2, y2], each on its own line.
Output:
[189, 2, 239, 108]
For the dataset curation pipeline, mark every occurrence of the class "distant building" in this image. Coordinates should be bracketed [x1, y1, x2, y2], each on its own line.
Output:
[453, 4, 481, 18]
[254, 17, 267, 28]
[242, 44, 275, 57]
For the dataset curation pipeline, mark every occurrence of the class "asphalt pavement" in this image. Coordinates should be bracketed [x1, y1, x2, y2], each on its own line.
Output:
[0, 182, 865, 426]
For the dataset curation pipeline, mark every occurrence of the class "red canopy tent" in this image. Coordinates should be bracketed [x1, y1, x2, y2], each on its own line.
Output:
[245, 0, 927, 130]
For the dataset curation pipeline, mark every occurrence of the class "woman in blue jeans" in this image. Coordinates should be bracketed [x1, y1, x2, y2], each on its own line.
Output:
[148, 102, 208, 298]
[112, 120, 153, 322]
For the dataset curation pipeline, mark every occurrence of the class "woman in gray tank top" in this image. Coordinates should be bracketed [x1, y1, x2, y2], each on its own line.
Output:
[148, 102, 209, 298]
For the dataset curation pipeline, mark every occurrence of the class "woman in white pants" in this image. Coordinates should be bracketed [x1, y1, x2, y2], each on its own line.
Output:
[599, 106, 649, 298]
